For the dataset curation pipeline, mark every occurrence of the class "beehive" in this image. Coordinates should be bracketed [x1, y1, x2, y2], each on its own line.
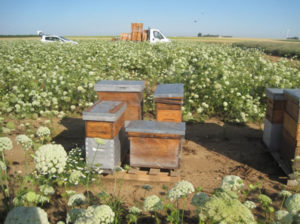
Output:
[281, 89, 300, 172]
[126, 120, 185, 169]
[263, 88, 286, 151]
[154, 84, 184, 122]
[85, 135, 121, 170]
[82, 100, 127, 171]
[94, 80, 145, 121]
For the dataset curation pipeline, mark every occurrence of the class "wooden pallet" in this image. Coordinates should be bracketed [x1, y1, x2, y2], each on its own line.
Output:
[102, 167, 180, 183]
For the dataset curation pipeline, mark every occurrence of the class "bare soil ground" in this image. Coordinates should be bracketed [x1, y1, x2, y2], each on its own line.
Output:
[2, 117, 293, 223]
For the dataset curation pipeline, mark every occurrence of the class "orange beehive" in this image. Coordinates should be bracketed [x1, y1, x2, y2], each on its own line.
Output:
[126, 120, 185, 169]
[94, 80, 145, 121]
[281, 89, 300, 173]
[83, 100, 126, 139]
[154, 84, 184, 122]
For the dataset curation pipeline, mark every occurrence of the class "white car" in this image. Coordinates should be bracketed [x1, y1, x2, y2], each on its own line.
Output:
[37, 31, 78, 44]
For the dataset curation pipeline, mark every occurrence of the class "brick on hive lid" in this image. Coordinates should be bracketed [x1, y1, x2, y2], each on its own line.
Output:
[83, 100, 126, 139]
[126, 120, 185, 169]
[94, 80, 145, 121]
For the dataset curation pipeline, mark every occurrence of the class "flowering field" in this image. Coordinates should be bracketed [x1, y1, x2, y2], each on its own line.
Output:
[1, 40, 300, 223]
[0, 40, 299, 123]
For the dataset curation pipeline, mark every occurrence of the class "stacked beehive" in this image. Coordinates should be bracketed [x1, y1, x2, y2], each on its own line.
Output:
[263, 88, 300, 184]
[83, 80, 185, 174]
[281, 89, 300, 179]
[154, 84, 184, 122]
[82, 100, 126, 171]
[263, 88, 286, 151]
[83, 80, 145, 173]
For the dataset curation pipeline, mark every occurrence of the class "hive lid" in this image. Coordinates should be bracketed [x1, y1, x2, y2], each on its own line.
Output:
[94, 80, 145, 92]
[154, 83, 184, 98]
[284, 89, 300, 106]
[125, 120, 185, 136]
[82, 101, 126, 121]
[265, 88, 285, 101]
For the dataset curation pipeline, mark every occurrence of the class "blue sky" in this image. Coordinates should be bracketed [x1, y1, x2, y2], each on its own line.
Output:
[0, 0, 299, 38]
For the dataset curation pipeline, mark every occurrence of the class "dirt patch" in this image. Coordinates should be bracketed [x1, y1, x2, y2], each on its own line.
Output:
[2, 117, 290, 223]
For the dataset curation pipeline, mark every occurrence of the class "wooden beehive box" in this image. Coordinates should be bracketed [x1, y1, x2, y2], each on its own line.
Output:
[281, 89, 300, 173]
[83, 100, 126, 139]
[263, 88, 286, 151]
[94, 80, 145, 121]
[154, 84, 184, 122]
[126, 120, 186, 169]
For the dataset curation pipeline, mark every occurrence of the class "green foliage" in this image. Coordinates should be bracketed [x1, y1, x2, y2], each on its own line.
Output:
[234, 41, 300, 59]
[197, 189, 256, 224]
[0, 40, 299, 122]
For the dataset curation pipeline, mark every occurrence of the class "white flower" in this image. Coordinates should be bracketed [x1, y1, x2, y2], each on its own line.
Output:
[274, 210, 293, 224]
[68, 193, 86, 207]
[191, 192, 210, 207]
[279, 190, 292, 198]
[71, 205, 115, 224]
[69, 170, 84, 184]
[4, 206, 50, 224]
[220, 175, 244, 191]
[66, 208, 85, 224]
[15, 134, 32, 150]
[223, 101, 228, 107]
[143, 195, 163, 212]
[284, 193, 300, 214]
[36, 126, 51, 138]
[39, 185, 55, 196]
[0, 161, 7, 171]
[0, 137, 13, 152]
[34, 144, 67, 175]
[129, 206, 142, 214]
[167, 180, 195, 201]
[243, 200, 257, 209]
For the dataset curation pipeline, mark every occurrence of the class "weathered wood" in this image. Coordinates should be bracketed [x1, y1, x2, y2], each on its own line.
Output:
[85, 113, 124, 139]
[283, 112, 300, 141]
[267, 98, 285, 110]
[157, 109, 182, 122]
[265, 99, 285, 123]
[97, 92, 142, 104]
[97, 92, 143, 121]
[154, 97, 183, 105]
[149, 168, 160, 175]
[128, 132, 182, 139]
[103, 169, 180, 183]
[285, 100, 300, 123]
[129, 137, 181, 169]
[280, 134, 298, 170]
[156, 102, 181, 110]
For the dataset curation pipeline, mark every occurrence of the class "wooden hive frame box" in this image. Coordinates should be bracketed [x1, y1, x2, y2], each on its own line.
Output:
[263, 88, 286, 151]
[126, 120, 186, 170]
[154, 83, 184, 122]
[94, 80, 145, 121]
[281, 89, 300, 173]
[82, 100, 127, 171]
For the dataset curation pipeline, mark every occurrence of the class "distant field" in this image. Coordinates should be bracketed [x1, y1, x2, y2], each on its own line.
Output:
[1, 35, 299, 59]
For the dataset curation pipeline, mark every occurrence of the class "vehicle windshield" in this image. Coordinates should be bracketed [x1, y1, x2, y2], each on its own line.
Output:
[60, 36, 70, 41]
